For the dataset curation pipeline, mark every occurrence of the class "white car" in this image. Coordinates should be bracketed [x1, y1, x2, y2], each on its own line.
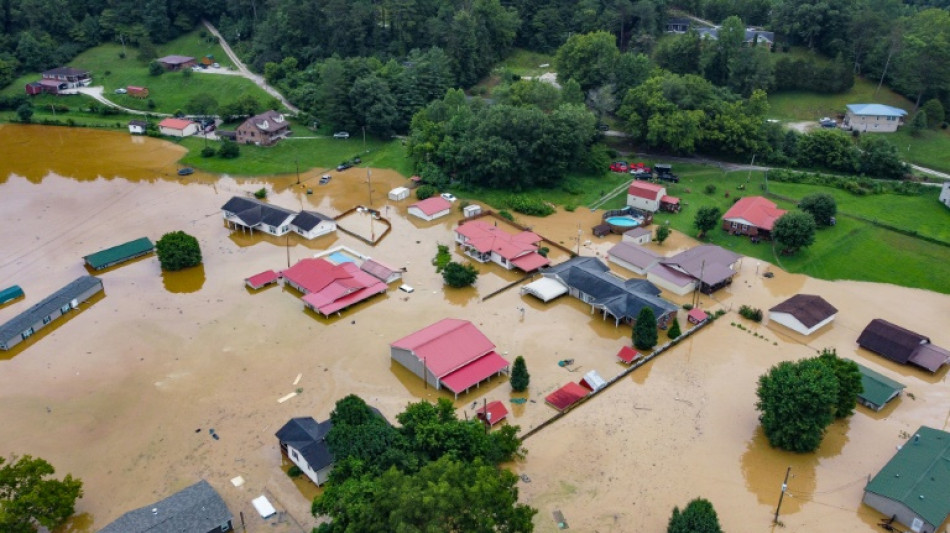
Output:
[333, 131, 350, 139]
[440, 193, 457, 202]
[114, 88, 127, 94]
[399, 284, 414, 293]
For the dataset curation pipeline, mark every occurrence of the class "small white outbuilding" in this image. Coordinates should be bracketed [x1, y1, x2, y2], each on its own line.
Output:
[388, 187, 410, 201]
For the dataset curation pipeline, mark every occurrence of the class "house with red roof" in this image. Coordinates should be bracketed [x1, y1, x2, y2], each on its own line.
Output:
[627, 182, 680, 213]
[408, 196, 452, 221]
[476, 401, 509, 427]
[721, 196, 786, 238]
[454, 219, 550, 272]
[390, 318, 510, 398]
[158, 117, 199, 138]
[282, 258, 387, 317]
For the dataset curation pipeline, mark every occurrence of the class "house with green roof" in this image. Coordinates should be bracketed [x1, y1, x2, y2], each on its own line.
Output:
[863, 426, 950, 533]
[854, 362, 906, 412]
[83, 237, 154, 270]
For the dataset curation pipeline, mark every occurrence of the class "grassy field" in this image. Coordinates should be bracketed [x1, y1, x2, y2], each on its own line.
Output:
[596, 166, 950, 293]
[1, 30, 273, 115]
[495, 49, 555, 78]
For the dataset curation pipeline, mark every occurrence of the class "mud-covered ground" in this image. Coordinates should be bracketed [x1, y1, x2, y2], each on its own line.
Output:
[0, 126, 947, 532]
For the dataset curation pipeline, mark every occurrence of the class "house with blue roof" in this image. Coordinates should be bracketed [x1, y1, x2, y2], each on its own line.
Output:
[844, 103, 908, 132]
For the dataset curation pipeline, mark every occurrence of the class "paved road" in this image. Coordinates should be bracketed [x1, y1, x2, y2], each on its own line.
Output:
[77, 86, 169, 116]
[202, 20, 300, 114]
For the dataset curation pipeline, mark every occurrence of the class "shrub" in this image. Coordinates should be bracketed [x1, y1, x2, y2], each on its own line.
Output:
[155, 231, 202, 271]
[201, 146, 216, 158]
[682, 303, 693, 310]
[287, 465, 303, 478]
[538, 247, 549, 257]
[148, 61, 164, 76]
[564, 203, 577, 212]
[254, 188, 267, 199]
[217, 140, 239, 159]
[498, 210, 514, 221]
[416, 185, 437, 200]
[505, 195, 555, 217]
[704, 184, 717, 194]
[739, 305, 763, 322]
[432, 244, 451, 272]
[667, 318, 681, 340]
[442, 261, 478, 288]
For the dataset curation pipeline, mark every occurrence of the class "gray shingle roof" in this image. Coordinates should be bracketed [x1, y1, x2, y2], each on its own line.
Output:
[99, 480, 232, 533]
[221, 196, 296, 228]
[0, 276, 102, 344]
[291, 210, 334, 232]
[660, 245, 741, 286]
[275, 417, 334, 471]
[857, 319, 928, 364]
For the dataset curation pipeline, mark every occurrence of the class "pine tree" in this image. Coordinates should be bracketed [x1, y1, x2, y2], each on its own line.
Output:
[667, 318, 682, 340]
[510, 356, 530, 392]
[634, 307, 658, 350]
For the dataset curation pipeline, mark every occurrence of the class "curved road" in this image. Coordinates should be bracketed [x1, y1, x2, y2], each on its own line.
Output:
[202, 20, 300, 114]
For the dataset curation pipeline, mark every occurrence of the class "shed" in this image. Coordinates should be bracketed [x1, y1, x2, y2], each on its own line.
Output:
[616, 346, 643, 364]
[476, 401, 509, 426]
[128, 120, 147, 135]
[622, 227, 652, 245]
[545, 382, 589, 411]
[687, 308, 708, 325]
[768, 294, 837, 335]
[854, 362, 905, 412]
[0, 276, 103, 351]
[83, 237, 154, 270]
[463, 204, 482, 218]
[0, 285, 24, 305]
[251, 495, 277, 519]
[520, 277, 568, 303]
[857, 319, 950, 372]
[579, 369, 607, 392]
[127, 85, 149, 98]
[592, 224, 612, 238]
[245, 270, 279, 290]
[863, 426, 950, 533]
[408, 196, 452, 221]
[388, 187, 410, 201]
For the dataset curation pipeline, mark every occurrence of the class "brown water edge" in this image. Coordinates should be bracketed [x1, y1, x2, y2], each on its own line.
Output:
[0, 126, 947, 533]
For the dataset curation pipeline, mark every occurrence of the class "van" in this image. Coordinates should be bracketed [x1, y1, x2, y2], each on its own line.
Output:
[399, 284, 414, 293]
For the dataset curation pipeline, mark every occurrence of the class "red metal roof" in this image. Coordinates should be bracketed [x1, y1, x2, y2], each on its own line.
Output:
[440, 351, 510, 394]
[303, 282, 387, 316]
[687, 308, 709, 323]
[391, 318, 496, 378]
[476, 401, 509, 426]
[545, 382, 589, 411]
[158, 118, 195, 131]
[661, 195, 680, 205]
[245, 270, 278, 289]
[616, 346, 643, 364]
[410, 196, 452, 216]
[455, 220, 547, 269]
[284, 258, 387, 315]
[510, 252, 550, 272]
[722, 196, 786, 231]
[627, 182, 665, 201]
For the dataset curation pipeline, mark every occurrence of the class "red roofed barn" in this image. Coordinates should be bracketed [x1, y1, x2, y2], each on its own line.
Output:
[408, 196, 452, 221]
[722, 196, 786, 238]
[390, 318, 510, 398]
[282, 258, 387, 317]
[158, 118, 199, 137]
[627, 182, 680, 213]
[454, 219, 550, 272]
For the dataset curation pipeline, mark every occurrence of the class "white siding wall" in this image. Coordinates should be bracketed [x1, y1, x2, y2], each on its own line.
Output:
[862, 492, 935, 533]
[846, 112, 901, 133]
[626, 194, 660, 212]
[646, 271, 694, 295]
[768, 312, 836, 336]
[391, 347, 441, 389]
[608, 255, 649, 275]
[408, 207, 449, 221]
[294, 221, 337, 240]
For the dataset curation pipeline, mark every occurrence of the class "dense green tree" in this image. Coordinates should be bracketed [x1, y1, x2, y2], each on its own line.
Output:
[891, 9, 950, 109]
[15, 103, 32, 123]
[727, 46, 773, 97]
[499, 78, 562, 111]
[817, 348, 862, 419]
[772, 0, 853, 54]
[909, 110, 928, 137]
[510, 355, 530, 392]
[559, 78, 586, 105]
[217, 140, 239, 159]
[147, 60, 163, 76]
[350, 73, 398, 137]
[858, 136, 908, 179]
[667, 317, 681, 340]
[693, 206, 722, 239]
[798, 193, 837, 226]
[655, 224, 670, 244]
[219, 94, 264, 119]
[921, 98, 945, 127]
[667, 498, 723, 533]
[701, 15, 745, 86]
[184, 93, 218, 116]
[442, 261, 478, 288]
[633, 306, 657, 350]
[654, 30, 702, 75]
[0, 455, 83, 533]
[756, 358, 838, 452]
[155, 230, 202, 271]
[555, 31, 620, 90]
[797, 129, 859, 173]
[772, 211, 816, 254]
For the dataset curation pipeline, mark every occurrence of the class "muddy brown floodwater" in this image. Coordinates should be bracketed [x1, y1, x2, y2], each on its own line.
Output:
[1, 125, 948, 533]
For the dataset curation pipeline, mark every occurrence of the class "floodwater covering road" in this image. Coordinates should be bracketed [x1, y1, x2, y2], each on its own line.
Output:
[0, 124, 948, 532]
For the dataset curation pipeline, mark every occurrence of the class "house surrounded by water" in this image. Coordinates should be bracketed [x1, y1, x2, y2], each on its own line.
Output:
[0, 276, 103, 351]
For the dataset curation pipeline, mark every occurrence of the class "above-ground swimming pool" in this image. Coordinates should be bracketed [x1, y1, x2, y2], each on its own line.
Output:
[605, 216, 641, 227]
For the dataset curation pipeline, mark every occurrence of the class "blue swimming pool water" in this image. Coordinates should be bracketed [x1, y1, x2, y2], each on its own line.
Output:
[328, 251, 357, 264]
[605, 216, 640, 227]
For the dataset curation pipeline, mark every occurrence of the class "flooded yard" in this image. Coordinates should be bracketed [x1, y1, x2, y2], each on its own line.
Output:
[0, 125, 948, 532]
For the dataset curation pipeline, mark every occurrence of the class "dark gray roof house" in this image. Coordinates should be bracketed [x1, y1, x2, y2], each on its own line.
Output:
[857, 319, 950, 372]
[99, 479, 233, 533]
[0, 276, 103, 351]
[542, 256, 677, 327]
[221, 196, 297, 237]
[768, 294, 838, 335]
[291, 211, 333, 232]
[276, 417, 335, 486]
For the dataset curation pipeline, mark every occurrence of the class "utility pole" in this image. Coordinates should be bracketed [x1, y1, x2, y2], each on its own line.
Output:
[285, 234, 290, 268]
[773, 466, 791, 524]
[362, 125, 367, 154]
[367, 168, 373, 207]
[295, 158, 300, 185]
[693, 259, 706, 308]
[483, 398, 489, 434]
[576, 224, 582, 255]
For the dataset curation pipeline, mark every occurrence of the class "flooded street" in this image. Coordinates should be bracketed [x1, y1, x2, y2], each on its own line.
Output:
[1, 125, 948, 532]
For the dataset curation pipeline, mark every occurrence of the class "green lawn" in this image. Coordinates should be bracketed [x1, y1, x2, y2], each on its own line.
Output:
[496, 49, 555, 78]
[595, 166, 950, 293]
[178, 135, 411, 177]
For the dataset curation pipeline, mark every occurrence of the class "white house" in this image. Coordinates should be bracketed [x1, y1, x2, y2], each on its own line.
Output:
[128, 120, 147, 135]
[768, 294, 838, 335]
[291, 210, 337, 240]
[220, 196, 296, 237]
[627, 181, 666, 212]
[275, 417, 335, 486]
[388, 187, 410, 201]
[940, 182, 950, 209]
[453, 219, 549, 272]
[622, 227, 652, 245]
[157, 117, 199, 137]
[844, 103, 907, 133]
[408, 196, 452, 221]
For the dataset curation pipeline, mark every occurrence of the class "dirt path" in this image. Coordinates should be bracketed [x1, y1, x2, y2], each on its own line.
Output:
[202, 20, 300, 114]
[76, 86, 170, 117]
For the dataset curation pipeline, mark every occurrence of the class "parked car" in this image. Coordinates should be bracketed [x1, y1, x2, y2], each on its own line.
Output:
[399, 284, 415, 293]
[337, 162, 353, 171]
[319, 174, 331, 185]
[440, 192, 457, 203]
[609, 161, 630, 173]
[114, 88, 127, 94]
[629, 162, 652, 178]
[212, 62, 220, 68]
[177, 167, 194, 176]
[333, 131, 350, 139]
[819, 117, 837, 128]
[654, 164, 679, 183]
[596, 123, 610, 131]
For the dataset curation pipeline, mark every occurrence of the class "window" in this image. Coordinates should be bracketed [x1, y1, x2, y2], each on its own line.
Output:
[730, 221, 737, 229]
[61, 304, 70, 314]
[42, 316, 52, 325]
[21, 327, 34, 340]
[291, 450, 298, 460]
[742, 224, 749, 232]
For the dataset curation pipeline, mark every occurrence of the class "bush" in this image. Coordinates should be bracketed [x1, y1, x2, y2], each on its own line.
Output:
[217, 140, 239, 159]
[704, 184, 717, 194]
[201, 146, 216, 158]
[254, 188, 267, 199]
[510, 356, 530, 392]
[148, 61, 164, 76]
[498, 210, 514, 221]
[505, 195, 555, 217]
[739, 305, 763, 322]
[287, 465, 303, 478]
[416, 185, 437, 200]
[442, 261, 478, 288]
[667, 318, 681, 340]
[538, 247, 549, 257]
[155, 231, 202, 271]
[432, 244, 451, 272]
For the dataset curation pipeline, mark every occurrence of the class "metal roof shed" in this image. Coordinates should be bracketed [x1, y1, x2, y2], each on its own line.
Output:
[854, 361, 905, 411]
[0, 285, 24, 305]
[83, 237, 154, 270]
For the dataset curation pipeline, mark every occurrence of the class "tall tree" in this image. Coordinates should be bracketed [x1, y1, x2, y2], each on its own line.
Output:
[817, 349, 862, 418]
[798, 193, 837, 226]
[756, 357, 838, 452]
[892, 9, 950, 109]
[0, 455, 83, 533]
[772, 211, 816, 254]
[633, 306, 657, 350]
[693, 206, 722, 239]
[555, 31, 620, 90]
[510, 355, 530, 392]
[667, 498, 723, 533]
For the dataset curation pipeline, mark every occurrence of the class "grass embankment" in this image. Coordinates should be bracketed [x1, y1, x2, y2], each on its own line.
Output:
[768, 77, 950, 173]
[598, 167, 950, 293]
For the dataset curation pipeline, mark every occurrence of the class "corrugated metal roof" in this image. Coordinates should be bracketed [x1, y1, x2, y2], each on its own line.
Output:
[847, 103, 907, 117]
[440, 351, 509, 394]
[545, 382, 589, 411]
[722, 196, 786, 231]
[83, 237, 154, 270]
[854, 362, 905, 409]
[391, 319, 496, 378]
[0, 285, 24, 304]
[0, 276, 102, 345]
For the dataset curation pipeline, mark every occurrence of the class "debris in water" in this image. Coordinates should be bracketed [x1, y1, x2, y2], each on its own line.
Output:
[195, 428, 201, 433]
[553, 510, 569, 529]
[520, 473, 531, 483]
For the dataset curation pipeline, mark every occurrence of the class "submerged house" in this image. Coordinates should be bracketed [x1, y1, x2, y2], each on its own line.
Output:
[857, 319, 950, 373]
[275, 417, 335, 486]
[390, 318, 510, 398]
[282, 258, 388, 317]
[408, 196, 452, 221]
[768, 294, 838, 335]
[290, 210, 336, 240]
[221, 196, 297, 237]
[854, 362, 905, 412]
[0, 276, 103, 351]
[863, 426, 950, 533]
[83, 237, 154, 270]
[99, 480, 233, 533]
[647, 244, 742, 295]
[532, 256, 677, 328]
[454, 219, 549, 272]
